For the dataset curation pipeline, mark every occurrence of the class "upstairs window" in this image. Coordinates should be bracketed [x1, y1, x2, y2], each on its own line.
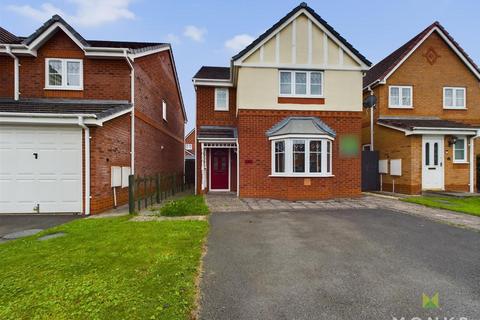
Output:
[162, 100, 167, 121]
[214, 88, 229, 111]
[45, 58, 83, 90]
[444, 87, 466, 109]
[279, 70, 323, 97]
[389, 85, 412, 108]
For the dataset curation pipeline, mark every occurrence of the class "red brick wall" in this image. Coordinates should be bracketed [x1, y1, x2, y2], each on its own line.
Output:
[196, 86, 237, 127]
[0, 56, 14, 98]
[133, 50, 185, 176]
[17, 30, 131, 100]
[237, 109, 361, 200]
[89, 113, 131, 214]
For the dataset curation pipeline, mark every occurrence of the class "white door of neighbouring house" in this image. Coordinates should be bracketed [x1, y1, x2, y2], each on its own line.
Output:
[422, 135, 444, 190]
[0, 125, 82, 213]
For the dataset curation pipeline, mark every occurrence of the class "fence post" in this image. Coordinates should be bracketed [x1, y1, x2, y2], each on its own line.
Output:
[128, 174, 135, 214]
[156, 174, 160, 203]
[143, 175, 147, 209]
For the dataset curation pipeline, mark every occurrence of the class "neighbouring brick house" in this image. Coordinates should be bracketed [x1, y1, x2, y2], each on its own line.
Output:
[362, 22, 480, 194]
[0, 15, 186, 215]
[193, 3, 371, 200]
[184, 128, 195, 159]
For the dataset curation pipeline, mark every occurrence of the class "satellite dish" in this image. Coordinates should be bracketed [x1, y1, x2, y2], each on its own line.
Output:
[363, 95, 377, 108]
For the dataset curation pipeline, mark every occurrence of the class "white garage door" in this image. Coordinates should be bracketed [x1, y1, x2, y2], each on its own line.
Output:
[0, 125, 82, 213]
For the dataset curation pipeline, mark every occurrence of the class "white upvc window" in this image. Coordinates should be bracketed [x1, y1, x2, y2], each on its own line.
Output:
[443, 87, 466, 109]
[453, 136, 467, 163]
[271, 137, 333, 177]
[214, 88, 229, 111]
[162, 100, 167, 121]
[45, 58, 83, 90]
[279, 70, 323, 97]
[389, 85, 412, 108]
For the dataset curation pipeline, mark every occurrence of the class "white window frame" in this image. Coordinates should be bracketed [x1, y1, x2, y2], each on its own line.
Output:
[45, 58, 83, 90]
[185, 144, 193, 150]
[453, 136, 467, 163]
[162, 100, 167, 121]
[270, 136, 333, 177]
[278, 70, 324, 98]
[443, 87, 466, 109]
[214, 87, 229, 111]
[388, 85, 413, 108]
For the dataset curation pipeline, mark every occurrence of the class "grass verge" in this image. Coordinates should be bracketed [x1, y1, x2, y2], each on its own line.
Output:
[159, 195, 210, 217]
[402, 196, 480, 217]
[0, 216, 208, 320]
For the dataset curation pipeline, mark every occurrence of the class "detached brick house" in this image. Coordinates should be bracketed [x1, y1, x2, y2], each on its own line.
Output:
[193, 3, 371, 200]
[0, 15, 186, 214]
[362, 22, 480, 194]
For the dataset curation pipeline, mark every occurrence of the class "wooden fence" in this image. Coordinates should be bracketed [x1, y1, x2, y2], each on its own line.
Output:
[128, 172, 193, 214]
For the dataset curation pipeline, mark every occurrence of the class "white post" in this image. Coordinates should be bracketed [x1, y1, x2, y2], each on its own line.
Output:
[201, 144, 206, 191]
[469, 136, 475, 193]
[370, 107, 374, 151]
[236, 140, 240, 197]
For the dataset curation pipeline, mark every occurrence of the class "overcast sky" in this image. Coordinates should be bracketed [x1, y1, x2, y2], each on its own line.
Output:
[1, 0, 479, 132]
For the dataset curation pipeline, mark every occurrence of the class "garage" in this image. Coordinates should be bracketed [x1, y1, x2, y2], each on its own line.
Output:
[0, 125, 82, 214]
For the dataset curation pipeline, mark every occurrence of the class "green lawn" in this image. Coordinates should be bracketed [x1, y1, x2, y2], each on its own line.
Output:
[159, 195, 210, 217]
[403, 196, 480, 217]
[0, 216, 208, 320]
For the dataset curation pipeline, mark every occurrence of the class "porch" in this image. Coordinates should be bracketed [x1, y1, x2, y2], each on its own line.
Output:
[197, 126, 238, 195]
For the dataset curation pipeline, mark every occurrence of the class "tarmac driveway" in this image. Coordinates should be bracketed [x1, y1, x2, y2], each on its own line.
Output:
[199, 209, 480, 319]
[0, 215, 79, 240]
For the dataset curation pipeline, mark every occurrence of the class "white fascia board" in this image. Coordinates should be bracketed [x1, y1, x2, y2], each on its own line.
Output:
[93, 107, 133, 125]
[377, 122, 409, 133]
[128, 46, 170, 60]
[197, 138, 237, 143]
[28, 22, 87, 52]
[405, 128, 478, 136]
[193, 79, 234, 87]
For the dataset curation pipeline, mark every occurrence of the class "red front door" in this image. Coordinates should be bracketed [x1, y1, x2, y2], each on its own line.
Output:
[210, 149, 229, 190]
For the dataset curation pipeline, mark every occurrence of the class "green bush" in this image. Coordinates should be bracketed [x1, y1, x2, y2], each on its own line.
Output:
[160, 195, 209, 216]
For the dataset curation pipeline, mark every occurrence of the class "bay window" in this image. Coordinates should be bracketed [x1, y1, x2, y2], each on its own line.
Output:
[271, 138, 333, 176]
[279, 70, 323, 97]
[443, 87, 466, 109]
[45, 58, 83, 90]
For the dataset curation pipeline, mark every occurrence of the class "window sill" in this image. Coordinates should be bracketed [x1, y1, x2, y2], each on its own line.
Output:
[443, 107, 467, 110]
[269, 174, 334, 178]
[214, 109, 230, 112]
[44, 87, 83, 91]
[388, 105, 413, 109]
[453, 161, 468, 164]
[278, 97, 325, 105]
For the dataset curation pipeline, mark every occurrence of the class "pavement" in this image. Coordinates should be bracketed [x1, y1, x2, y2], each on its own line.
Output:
[199, 209, 480, 320]
[0, 215, 79, 242]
